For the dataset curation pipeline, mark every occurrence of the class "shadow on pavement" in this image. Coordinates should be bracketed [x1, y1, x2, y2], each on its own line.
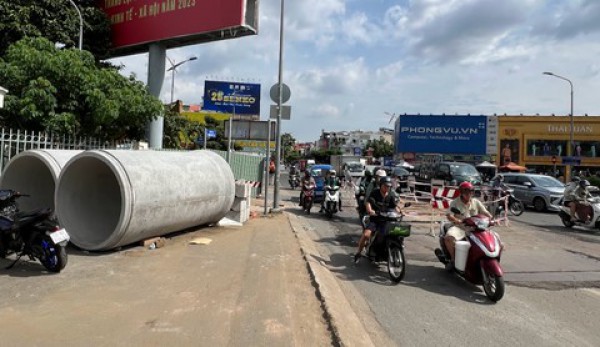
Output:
[308, 248, 496, 305]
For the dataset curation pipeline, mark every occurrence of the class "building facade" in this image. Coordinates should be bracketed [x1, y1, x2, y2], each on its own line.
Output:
[318, 128, 393, 155]
[497, 115, 600, 178]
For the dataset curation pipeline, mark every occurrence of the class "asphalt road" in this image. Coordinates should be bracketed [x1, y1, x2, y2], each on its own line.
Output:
[280, 180, 600, 347]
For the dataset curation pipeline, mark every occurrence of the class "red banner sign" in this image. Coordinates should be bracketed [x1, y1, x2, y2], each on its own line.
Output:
[98, 0, 258, 56]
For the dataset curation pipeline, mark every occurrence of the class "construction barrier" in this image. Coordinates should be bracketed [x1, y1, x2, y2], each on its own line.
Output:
[392, 178, 511, 236]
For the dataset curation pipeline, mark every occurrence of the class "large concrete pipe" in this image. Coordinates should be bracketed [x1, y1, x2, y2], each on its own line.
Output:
[0, 150, 82, 212]
[56, 150, 235, 251]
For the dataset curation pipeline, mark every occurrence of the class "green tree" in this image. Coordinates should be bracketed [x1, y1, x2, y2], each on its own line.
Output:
[0, 0, 112, 59]
[364, 138, 394, 158]
[281, 132, 296, 163]
[163, 109, 203, 149]
[0, 37, 163, 140]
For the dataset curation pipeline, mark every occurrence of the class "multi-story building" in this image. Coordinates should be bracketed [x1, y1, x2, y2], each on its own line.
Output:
[318, 128, 394, 155]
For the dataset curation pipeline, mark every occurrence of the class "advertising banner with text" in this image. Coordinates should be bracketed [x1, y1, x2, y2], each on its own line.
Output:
[396, 115, 488, 155]
[203, 81, 261, 116]
[99, 0, 258, 55]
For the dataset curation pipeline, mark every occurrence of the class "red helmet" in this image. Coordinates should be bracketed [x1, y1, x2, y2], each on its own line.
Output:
[459, 181, 474, 192]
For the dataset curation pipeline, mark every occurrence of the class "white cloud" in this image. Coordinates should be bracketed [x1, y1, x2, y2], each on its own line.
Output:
[108, 0, 600, 142]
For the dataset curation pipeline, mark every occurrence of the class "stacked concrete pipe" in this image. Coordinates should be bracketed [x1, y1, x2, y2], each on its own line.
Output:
[56, 150, 235, 251]
[0, 150, 82, 212]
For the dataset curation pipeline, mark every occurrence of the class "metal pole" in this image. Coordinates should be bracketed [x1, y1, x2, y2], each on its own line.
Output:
[170, 68, 175, 105]
[203, 128, 207, 150]
[167, 57, 197, 106]
[273, 0, 285, 210]
[543, 72, 574, 179]
[68, 0, 83, 50]
[264, 121, 271, 215]
[227, 97, 235, 164]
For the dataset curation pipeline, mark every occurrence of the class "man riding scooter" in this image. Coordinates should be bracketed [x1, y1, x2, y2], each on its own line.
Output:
[445, 182, 493, 270]
[320, 170, 342, 213]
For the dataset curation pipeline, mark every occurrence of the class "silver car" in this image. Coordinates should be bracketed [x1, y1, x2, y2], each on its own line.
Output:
[502, 173, 565, 212]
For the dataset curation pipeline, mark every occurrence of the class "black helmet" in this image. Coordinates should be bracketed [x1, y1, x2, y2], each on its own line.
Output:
[380, 176, 393, 186]
[364, 170, 372, 178]
[579, 180, 590, 188]
[494, 174, 504, 182]
[571, 176, 581, 182]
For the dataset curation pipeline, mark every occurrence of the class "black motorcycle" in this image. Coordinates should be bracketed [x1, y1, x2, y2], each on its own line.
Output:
[354, 186, 368, 229]
[289, 173, 299, 190]
[0, 190, 69, 273]
[361, 205, 411, 283]
[492, 187, 524, 217]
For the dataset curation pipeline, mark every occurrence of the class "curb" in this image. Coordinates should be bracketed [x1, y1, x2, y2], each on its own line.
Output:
[286, 212, 375, 347]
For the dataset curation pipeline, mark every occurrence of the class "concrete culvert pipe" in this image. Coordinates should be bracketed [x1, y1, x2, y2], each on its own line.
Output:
[56, 150, 235, 251]
[0, 150, 82, 212]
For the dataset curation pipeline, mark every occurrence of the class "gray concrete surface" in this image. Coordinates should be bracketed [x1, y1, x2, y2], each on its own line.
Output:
[0, 212, 333, 346]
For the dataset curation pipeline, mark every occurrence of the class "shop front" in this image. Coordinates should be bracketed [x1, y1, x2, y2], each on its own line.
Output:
[498, 116, 600, 181]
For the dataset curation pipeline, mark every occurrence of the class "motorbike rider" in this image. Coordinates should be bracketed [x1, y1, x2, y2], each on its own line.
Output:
[320, 169, 343, 213]
[354, 176, 401, 263]
[564, 176, 580, 218]
[356, 170, 373, 205]
[571, 179, 593, 221]
[299, 170, 316, 207]
[365, 169, 387, 202]
[445, 181, 493, 270]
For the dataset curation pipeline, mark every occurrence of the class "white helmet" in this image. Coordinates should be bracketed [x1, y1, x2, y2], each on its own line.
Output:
[375, 169, 387, 177]
[329, 169, 336, 175]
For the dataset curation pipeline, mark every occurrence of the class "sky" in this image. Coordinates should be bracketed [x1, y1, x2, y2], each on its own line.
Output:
[108, 0, 600, 143]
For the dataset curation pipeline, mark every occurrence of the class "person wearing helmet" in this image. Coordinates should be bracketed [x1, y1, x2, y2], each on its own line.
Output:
[354, 176, 401, 263]
[356, 170, 373, 206]
[365, 169, 387, 203]
[571, 179, 592, 221]
[299, 169, 316, 208]
[445, 181, 492, 270]
[319, 169, 343, 213]
[563, 176, 581, 216]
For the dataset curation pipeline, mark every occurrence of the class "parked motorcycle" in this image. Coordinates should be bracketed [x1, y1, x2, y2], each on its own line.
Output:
[361, 207, 411, 283]
[301, 182, 315, 214]
[0, 190, 69, 273]
[289, 174, 299, 190]
[323, 185, 340, 218]
[434, 208, 505, 302]
[492, 188, 525, 217]
[558, 196, 600, 230]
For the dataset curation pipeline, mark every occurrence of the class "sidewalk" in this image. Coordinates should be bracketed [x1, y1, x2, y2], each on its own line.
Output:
[0, 203, 333, 346]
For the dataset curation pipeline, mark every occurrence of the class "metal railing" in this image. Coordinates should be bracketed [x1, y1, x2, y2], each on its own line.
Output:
[0, 128, 133, 172]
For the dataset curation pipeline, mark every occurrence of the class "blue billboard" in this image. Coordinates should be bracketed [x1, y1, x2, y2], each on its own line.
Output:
[395, 115, 487, 155]
[203, 81, 261, 116]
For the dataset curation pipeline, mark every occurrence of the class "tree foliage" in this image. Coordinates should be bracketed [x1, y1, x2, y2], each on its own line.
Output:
[0, 37, 163, 140]
[0, 0, 112, 59]
[281, 132, 297, 163]
[363, 138, 394, 158]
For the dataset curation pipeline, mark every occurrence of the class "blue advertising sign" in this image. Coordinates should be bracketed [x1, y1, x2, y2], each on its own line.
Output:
[203, 81, 261, 116]
[396, 115, 488, 155]
[206, 129, 217, 138]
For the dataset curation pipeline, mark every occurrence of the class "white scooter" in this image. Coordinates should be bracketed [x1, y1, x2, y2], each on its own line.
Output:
[323, 185, 340, 219]
[558, 194, 600, 230]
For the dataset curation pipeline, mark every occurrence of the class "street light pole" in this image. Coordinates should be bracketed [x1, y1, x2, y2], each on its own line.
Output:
[543, 71, 574, 177]
[67, 0, 83, 50]
[167, 56, 198, 105]
[273, 0, 285, 210]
